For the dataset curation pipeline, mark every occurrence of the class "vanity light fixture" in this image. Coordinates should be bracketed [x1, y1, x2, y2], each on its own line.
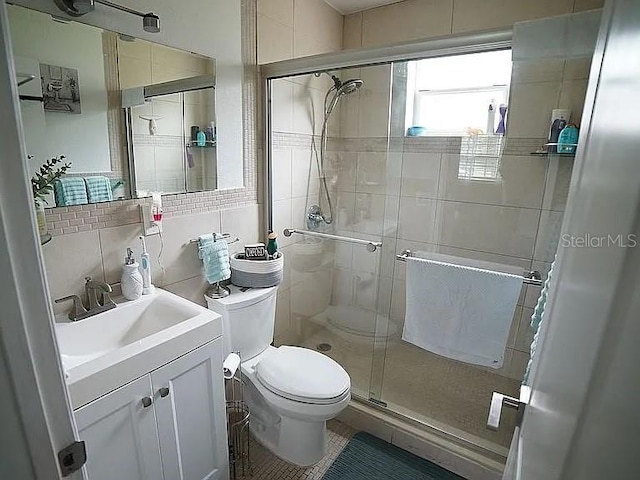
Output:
[54, 0, 161, 33]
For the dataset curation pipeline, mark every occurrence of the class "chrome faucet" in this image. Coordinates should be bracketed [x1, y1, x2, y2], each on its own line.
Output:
[55, 276, 117, 321]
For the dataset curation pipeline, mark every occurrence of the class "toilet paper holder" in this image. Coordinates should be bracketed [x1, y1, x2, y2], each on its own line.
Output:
[225, 352, 251, 479]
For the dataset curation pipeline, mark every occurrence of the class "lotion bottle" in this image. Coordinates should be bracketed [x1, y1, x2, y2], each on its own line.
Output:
[121, 248, 143, 300]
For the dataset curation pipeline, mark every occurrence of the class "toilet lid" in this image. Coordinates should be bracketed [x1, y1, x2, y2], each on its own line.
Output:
[256, 346, 350, 403]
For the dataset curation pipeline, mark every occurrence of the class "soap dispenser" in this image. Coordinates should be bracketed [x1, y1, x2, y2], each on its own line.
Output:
[121, 247, 144, 301]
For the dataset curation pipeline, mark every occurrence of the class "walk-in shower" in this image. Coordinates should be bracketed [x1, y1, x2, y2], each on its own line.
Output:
[265, 21, 591, 470]
[308, 72, 363, 229]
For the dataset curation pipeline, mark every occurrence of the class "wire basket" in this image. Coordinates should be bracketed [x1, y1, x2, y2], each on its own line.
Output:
[226, 362, 251, 479]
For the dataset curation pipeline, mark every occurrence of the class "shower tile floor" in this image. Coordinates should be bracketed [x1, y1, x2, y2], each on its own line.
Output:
[293, 321, 520, 448]
[236, 420, 355, 480]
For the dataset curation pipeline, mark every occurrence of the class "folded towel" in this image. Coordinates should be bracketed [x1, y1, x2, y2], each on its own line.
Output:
[54, 177, 88, 206]
[523, 256, 556, 385]
[402, 252, 523, 368]
[84, 176, 113, 203]
[198, 234, 231, 284]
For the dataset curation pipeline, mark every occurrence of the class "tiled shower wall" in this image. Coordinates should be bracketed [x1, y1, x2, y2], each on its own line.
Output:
[343, 0, 604, 50]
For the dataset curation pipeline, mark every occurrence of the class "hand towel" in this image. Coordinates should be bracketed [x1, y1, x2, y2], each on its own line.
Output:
[84, 176, 113, 203]
[402, 252, 523, 368]
[54, 177, 88, 206]
[198, 234, 231, 284]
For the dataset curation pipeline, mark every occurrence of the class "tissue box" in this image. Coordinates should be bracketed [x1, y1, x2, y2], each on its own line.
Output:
[231, 252, 283, 288]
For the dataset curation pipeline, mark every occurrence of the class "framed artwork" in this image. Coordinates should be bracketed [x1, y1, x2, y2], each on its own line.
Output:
[40, 63, 81, 114]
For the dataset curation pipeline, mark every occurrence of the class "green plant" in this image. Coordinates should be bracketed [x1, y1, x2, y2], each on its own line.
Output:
[30, 155, 71, 206]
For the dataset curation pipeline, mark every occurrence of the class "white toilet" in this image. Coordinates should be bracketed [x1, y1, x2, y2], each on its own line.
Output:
[205, 285, 351, 466]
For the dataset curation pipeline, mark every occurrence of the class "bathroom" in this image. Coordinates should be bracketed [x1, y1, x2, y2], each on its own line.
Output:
[0, 0, 639, 479]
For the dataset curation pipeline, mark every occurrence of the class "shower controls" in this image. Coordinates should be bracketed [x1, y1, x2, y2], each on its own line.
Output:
[307, 205, 325, 230]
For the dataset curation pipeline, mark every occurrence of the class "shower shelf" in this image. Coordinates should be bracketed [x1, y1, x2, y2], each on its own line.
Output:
[187, 140, 216, 148]
[530, 152, 575, 157]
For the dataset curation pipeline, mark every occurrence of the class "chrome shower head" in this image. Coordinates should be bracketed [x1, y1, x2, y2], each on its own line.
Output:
[336, 78, 364, 95]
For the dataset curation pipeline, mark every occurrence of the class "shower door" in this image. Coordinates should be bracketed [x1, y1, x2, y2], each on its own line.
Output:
[268, 64, 395, 400]
[266, 44, 564, 457]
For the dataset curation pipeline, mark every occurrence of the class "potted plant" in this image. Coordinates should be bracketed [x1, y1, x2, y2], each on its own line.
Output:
[30, 155, 71, 238]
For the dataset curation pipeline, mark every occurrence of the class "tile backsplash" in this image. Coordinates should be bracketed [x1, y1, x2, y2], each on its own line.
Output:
[45, 204, 261, 315]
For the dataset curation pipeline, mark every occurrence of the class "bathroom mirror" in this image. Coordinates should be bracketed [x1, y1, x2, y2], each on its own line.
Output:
[8, 4, 241, 206]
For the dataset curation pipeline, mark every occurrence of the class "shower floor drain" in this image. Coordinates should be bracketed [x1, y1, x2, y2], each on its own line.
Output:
[316, 343, 332, 352]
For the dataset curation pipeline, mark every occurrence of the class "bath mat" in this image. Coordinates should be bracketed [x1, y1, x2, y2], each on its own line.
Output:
[322, 432, 465, 480]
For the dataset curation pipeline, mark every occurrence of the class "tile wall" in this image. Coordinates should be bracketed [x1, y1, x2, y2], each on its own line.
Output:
[257, 0, 343, 64]
[343, 0, 604, 50]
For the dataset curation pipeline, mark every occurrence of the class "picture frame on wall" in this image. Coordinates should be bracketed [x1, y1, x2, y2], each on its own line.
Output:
[40, 63, 81, 114]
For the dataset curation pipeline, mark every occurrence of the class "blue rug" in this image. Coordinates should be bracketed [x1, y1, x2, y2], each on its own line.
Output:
[322, 432, 465, 480]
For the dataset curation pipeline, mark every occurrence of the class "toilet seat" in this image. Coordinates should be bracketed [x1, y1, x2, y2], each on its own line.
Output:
[256, 346, 350, 405]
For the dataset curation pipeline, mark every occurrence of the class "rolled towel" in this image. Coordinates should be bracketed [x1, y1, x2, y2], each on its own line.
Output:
[54, 177, 88, 206]
[84, 176, 113, 203]
[198, 234, 231, 284]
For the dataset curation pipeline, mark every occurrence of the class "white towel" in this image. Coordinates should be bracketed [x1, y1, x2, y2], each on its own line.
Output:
[402, 252, 523, 368]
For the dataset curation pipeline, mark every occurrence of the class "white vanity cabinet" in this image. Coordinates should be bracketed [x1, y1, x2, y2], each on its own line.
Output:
[75, 338, 228, 480]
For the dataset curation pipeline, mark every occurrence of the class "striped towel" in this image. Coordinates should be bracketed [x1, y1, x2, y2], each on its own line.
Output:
[198, 234, 231, 283]
[84, 176, 113, 203]
[54, 178, 88, 206]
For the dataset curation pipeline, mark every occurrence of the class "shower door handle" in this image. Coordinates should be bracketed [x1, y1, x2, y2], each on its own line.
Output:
[487, 386, 530, 431]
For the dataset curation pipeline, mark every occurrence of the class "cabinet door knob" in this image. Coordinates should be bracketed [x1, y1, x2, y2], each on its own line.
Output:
[141, 396, 153, 408]
[159, 387, 170, 398]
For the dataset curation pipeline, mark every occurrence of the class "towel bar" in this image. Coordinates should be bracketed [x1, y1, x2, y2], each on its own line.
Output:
[283, 228, 382, 252]
[395, 250, 543, 286]
[189, 232, 240, 244]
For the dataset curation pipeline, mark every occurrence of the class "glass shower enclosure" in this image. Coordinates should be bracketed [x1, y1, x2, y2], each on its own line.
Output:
[265, 21, 590, 460]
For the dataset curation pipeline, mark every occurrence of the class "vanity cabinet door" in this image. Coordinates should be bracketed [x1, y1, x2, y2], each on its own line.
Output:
[151, 338, 229, 480]
[75, 375, 163, 480]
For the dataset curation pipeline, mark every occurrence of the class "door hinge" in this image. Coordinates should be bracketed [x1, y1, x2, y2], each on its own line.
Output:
[58, 440, 87, 476]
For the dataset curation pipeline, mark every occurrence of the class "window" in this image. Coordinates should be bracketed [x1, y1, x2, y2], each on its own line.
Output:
[405, 50, 512, 137]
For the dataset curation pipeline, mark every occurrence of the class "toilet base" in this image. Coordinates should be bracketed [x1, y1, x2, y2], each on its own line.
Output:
[244, 377, 329, 466]
[251, 414, 327, 467]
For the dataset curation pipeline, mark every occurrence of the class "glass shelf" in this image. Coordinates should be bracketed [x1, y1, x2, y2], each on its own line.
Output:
[187, 140, 216, 148]
[530, 152, 576, 157]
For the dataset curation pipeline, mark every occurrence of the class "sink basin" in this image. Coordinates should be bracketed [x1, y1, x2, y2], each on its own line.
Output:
[56, 289, 221, 408]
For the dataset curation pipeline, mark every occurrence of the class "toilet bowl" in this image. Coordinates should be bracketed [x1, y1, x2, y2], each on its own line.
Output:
[205, 285, 351, 466]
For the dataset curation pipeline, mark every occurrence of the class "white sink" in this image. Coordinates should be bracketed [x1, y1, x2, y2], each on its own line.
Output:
[56, 289, 221, 408]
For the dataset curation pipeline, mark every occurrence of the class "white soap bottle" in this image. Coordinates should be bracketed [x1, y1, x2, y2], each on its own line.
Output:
[121, 247, 143, 300]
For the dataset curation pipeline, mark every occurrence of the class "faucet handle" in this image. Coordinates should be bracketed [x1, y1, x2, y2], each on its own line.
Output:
[55, 295, 87, 321]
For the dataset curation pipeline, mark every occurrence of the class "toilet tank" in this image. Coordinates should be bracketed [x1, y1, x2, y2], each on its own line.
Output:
[205, 285, 277, 360]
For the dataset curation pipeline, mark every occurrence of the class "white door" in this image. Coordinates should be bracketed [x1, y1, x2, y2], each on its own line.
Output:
[0, 3, 85, 478]
[499, 0, 640, 478]
[151, 339, 229, 480]
[75, 376, 164, 480]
